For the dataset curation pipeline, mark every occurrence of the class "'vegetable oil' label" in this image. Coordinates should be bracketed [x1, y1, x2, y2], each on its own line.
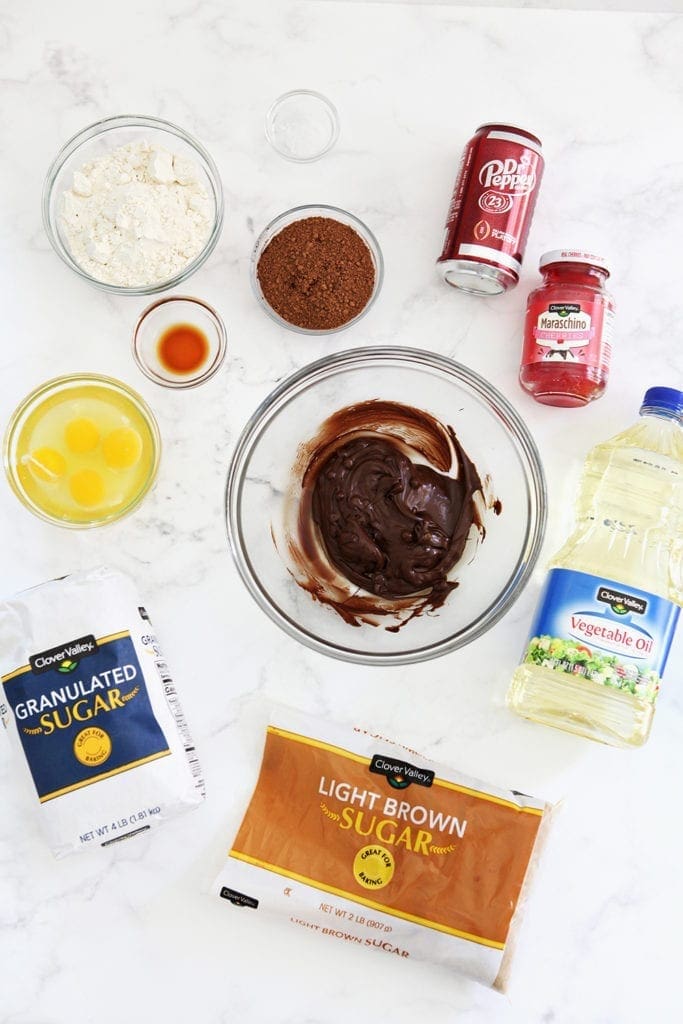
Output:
[521, 569, 680, 703]
[2, 630, 170, 802]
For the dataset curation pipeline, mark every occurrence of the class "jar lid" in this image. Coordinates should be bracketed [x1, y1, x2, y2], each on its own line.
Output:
[539, 250, 609, 273]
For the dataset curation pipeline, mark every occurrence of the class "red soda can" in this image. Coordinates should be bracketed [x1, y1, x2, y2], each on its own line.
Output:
[437, 123, 544, 296]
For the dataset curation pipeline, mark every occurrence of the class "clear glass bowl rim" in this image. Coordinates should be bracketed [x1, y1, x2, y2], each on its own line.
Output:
[225, 345, 548, 665]
[264, 89, 340, 163]
[42, 114, 225, 296]
[249, 203, 384, 336]
[3, 372, 162, 529]
[132, 295, 228, 389]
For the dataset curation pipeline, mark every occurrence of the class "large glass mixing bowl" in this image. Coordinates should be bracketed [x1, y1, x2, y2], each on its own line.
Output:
[226, 347, 546, 665]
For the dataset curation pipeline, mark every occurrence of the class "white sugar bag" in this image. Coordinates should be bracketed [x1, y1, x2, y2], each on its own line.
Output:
[0, 566, 204, 857]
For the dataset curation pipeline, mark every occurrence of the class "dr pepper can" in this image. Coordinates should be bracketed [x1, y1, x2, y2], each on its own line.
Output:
[437, 124, 544, 296]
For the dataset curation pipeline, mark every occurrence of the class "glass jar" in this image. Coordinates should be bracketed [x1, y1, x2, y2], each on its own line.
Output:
[519, 250, 615, 408]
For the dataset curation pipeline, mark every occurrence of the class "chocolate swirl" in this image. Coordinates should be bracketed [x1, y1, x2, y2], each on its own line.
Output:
[281, 401, 492, 630]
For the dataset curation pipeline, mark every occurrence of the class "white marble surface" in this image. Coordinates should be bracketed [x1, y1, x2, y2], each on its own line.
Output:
[338, 0, 683, 10]
[1, 1, 682, 1021]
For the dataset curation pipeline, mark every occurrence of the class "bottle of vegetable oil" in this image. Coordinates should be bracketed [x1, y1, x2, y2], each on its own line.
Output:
[507, 387, 682, 748]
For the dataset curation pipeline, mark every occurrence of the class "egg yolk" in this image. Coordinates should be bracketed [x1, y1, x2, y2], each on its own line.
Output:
[65, 417, 100, 454]
[102, 427, 143, 470]
[69, 469, 106, 508]
[27, 447, 67, 482]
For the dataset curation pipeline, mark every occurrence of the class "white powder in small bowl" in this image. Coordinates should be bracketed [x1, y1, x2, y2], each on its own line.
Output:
[59, 140, 214, 288]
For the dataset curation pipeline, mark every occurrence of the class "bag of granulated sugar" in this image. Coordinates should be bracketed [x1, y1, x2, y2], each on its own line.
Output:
[0, 566, 204, 857]
[213, 704, 553, 990]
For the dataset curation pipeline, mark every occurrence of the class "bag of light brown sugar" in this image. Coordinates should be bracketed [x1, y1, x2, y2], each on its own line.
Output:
[213, 705, 553, 989]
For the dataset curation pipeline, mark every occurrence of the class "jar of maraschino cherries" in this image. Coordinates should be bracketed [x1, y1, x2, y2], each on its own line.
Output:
[519, 250, 615, 407]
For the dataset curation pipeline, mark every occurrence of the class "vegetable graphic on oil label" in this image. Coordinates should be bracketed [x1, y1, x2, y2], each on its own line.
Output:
[523, 635, 660, 702]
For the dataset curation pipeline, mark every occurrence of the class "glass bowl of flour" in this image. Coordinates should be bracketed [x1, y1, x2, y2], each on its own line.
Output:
[42, 115, 224, 295]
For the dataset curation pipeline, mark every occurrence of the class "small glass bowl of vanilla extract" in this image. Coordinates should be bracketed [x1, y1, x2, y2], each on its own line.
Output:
[133, 296, 227, 389]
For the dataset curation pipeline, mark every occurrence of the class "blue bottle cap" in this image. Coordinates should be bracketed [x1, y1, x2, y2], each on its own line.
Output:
[640, 387, 683, 422]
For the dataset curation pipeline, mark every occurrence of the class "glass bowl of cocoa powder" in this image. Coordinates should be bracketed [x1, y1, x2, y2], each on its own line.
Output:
[250, 205, 384, 334]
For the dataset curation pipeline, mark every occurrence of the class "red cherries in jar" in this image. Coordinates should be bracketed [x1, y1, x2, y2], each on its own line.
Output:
[519, 250, 615, 407]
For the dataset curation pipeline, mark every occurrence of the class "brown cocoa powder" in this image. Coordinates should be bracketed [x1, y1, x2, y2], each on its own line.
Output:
[256, 216, 376, 331]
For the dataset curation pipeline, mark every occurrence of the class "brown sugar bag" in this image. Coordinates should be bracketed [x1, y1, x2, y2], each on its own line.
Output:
[213, 705, 552, 988]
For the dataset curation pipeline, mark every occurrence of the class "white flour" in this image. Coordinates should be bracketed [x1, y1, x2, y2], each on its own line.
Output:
[59, 140, 213, 287]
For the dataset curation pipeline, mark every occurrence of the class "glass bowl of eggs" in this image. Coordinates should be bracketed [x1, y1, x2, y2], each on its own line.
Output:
[3, 373, 161, 528]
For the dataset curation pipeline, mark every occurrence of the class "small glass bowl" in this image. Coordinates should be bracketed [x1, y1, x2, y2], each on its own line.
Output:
[132, 296, 227, 389]
[265, 90, 340, 162]
[42, 115, 224, 296]
[250, 204, 384, 335]
[3, 373, 161, 529]
[225, 346, 547, 665]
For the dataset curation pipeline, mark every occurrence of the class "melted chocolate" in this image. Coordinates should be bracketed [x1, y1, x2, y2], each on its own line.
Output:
[281, 400, 494, 629]
[311, 436, 479, 600]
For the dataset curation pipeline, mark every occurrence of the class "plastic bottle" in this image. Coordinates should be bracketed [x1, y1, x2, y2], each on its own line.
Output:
[507, 386, 682, 747]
